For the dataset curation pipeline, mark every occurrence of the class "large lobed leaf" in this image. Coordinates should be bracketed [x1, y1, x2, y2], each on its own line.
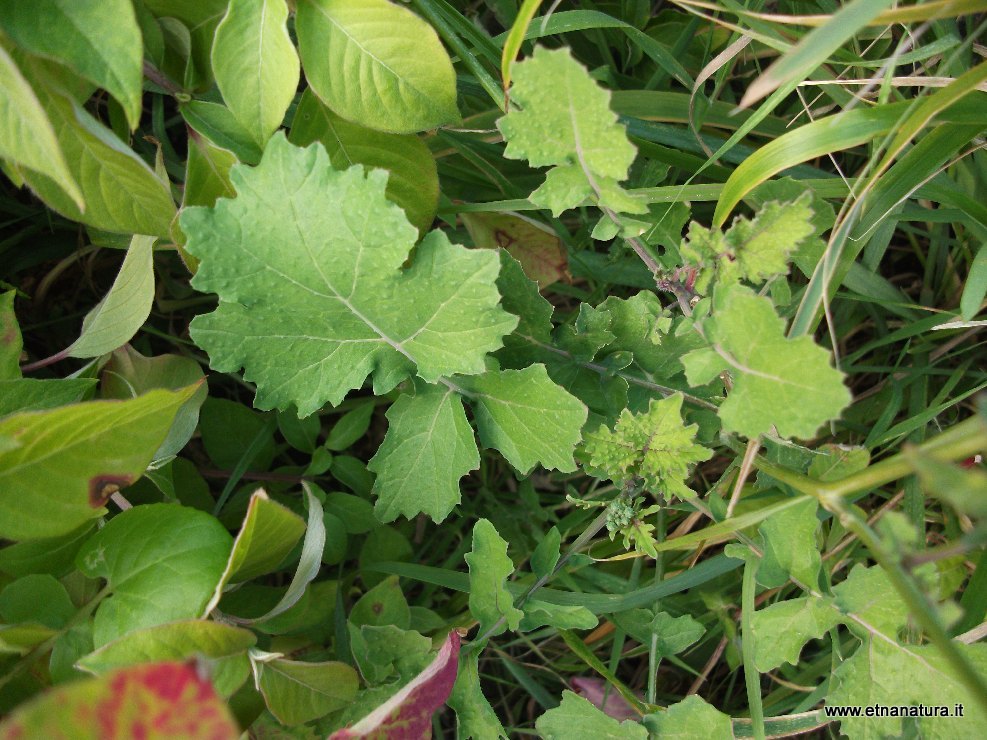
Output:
[183, 134, 517, 416]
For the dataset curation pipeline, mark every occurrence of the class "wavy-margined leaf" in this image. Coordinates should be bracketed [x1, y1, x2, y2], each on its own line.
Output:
[368, 384, 479, 524]
[644, 695, 733, 739]
[0, 46, 82, 209]
[466, 519, 522, 638]
[536, 691, 648, 739]
[289, 89, 439, 235]
[457, 365, 587, 474]
[76, 504, 233, 646]
[0, 0, 144, 129]
[0, 386, 200, 540]
[295, 0, 459, 134]
[751, 596, 841, 672]
[682, 285, 851, 440]
[498, 46, 644, 216]
[183, 134, 516, 416]
[448, 648, 508, 739]
[211, 0, 298, 145]
[0, 662, 239, 739]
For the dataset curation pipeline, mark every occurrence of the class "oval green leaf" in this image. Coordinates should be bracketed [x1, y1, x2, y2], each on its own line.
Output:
[295, 0, 459, 134]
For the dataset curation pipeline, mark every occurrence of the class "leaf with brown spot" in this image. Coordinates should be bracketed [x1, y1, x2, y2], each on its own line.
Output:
[463, 212, 569, 289]
[0, 385, 200, 540]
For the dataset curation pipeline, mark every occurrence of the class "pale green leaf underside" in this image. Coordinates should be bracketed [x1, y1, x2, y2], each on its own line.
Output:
[183, 134, 516, 416]
[0, 0, 143, 128]
[466, 519, 522, 637]
[0, 46, 82, 209]
[68, 235, 155, 359]
[296, 0, 459, 134]
[368, 385, 479, 523]
[683, 286, 851, 439]
[757, 497, 822, 589]
[212, 0, 299, 146]
[289, 89, 439, 235]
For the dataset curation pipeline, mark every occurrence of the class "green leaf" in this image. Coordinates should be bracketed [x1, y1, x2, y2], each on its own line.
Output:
[0, 574, 75, 628]
[498, 46, 644, 217]
[462, 212, 569, 288]
[0, 378, 96, 417]
[67, 236, 155, 359]
[583, 393, 712, 500]
[681, 194, 816, 292]
[828, 639, 987, 739]
[220, 489, 307, 584]
[324, 401, 375, 452]
[212, 0, 298, 146]
[833, 564, 909, 640]
[466, 519, 522, 637]
[100, 346, 208, 459]
[295, 0, 459, 134]
[181, 100, 264, 164]
[368, 384, 478, 523]
[907, 447, 987, 519]
[199, 397, 275, 471]
[18, 71, 176, 237]
[0, 662, 240, 739]
[183, 134, 516, 416]
[457, 365, 587, 474]
[289, 89, 439, 235]
[536, 690, 648, 739]
[0, 523, 95, 578]
[76, 504, 232, 646]
[0, 386, 200, 540]
[330, 631, 461, 739]
[961, 243, 987, 321]
[757, 497, 822, 589]
[530, 526, 561, 580]
[76, 620, 256, 677]
[0, 291, 21, 380]
[519, 600, 598, 631]
[0, 0, 144, 128]
[253, 655, 359, 726]
[448, 648, 508, 739]
[644, 695, 733, 739]
[751, 596, 841, 672]
[682, 285, 850, 439]
[349, 576, 410, 630]
[227, 485, 326, 625]
[183, 133, 237, 209]
[0, 46, 82, 209]
[348, 623, 432, 684]
[649, 611, 706, 657]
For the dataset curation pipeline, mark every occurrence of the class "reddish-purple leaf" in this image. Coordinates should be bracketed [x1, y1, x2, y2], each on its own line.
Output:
[0, 661, 239, 740]
[331, 631, 461, 739]
[570, 677, 640, 721]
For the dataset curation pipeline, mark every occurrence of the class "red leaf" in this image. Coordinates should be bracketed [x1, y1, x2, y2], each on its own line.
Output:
[331, 631, 461, 739]
[0, 661, 239, 740]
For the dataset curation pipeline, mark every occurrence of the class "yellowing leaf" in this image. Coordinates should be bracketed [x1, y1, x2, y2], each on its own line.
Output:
[212, 0, 299, 146]
[295, 0, 459, 134]
[462, 211, 569, 288]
